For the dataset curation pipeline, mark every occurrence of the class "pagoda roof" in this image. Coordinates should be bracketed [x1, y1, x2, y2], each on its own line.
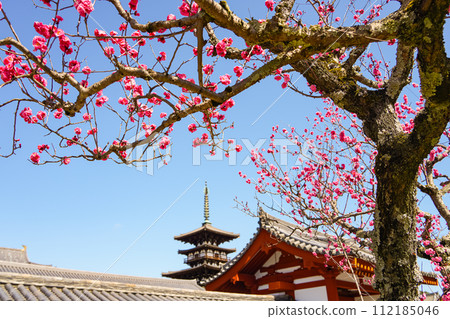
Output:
[174, 223, 239, 245]
[178, 244, 236, 255]
[162, 262, 221, 280]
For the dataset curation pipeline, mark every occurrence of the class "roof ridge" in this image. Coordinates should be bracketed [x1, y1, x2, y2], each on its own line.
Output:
[0, 246, 30, 264]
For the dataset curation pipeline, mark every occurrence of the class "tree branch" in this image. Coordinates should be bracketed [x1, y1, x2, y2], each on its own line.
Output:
[384, 41, 415, 99]
[106, 0, 201, 33]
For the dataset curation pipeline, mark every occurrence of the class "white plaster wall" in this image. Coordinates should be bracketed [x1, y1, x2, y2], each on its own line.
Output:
[276, 266, 301, 274]
[294, 286, 328, 301]
[255, 269, 268, 280]
[258, 284, 269, 291]
[293, 276, 324, 284]
[262, 251, 281, 267]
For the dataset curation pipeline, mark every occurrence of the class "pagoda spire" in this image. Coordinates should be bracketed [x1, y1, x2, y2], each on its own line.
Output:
[203, 181, 211, 225]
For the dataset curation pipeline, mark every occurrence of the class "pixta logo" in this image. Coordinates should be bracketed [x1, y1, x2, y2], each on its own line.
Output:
[126, 131, 171, 175]
[192, 138, 314, 166]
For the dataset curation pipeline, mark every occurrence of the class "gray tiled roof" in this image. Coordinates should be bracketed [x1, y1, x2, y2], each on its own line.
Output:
[259, 212, 375, 262]
[0, 259, 203, 290]
[0, 272, 272, 301]
[0, 247, 273, 301]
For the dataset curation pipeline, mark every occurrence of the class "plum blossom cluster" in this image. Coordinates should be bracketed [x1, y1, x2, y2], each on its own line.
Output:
[179, 0, 199, 17]
[265, 0, 275, 11]
[129, 0, 139, 11]
[205, 37, 233, 57]
[353, 4, 386, 25]
[241, 89, 450, 298]
[273, 68, 291, 89]
[242, 102, 377, 240]
[34, 24, 71, 55]
[74, 0, 94, 17]
[0, 50, 28, 83]
[393, 89, 425, 133]
[416, 212, 450, 300]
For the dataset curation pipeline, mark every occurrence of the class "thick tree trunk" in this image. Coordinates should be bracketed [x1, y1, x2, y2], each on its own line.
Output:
[373, 150, 423, 300]
[237, 0, 449, 301]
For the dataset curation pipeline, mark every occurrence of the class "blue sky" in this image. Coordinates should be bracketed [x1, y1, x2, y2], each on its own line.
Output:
[0, 0, 446, 296]
[0, 0, 319, 278]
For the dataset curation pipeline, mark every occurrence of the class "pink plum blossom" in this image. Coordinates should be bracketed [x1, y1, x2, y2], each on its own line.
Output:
[36, 111, 46, 120]
[83, 113, 92, 121]
[104, 47, 115, 58]
[233, 66, 243, 77]
[387, 39, 396, 45]
[37, 144, 49, 153]
[20, 107, 33, 123]
[129, 0, 138, 10]
[159, 136, 170, 149]
[179, 0, 198, 17]
[220, 74, 231, 85]
[202, 64, 214, 75]
[30, 152, 40, 164]
[215, 38, 232, 57]
[74, 0, 94, 17]
[33, 22, 54, 39]
[39, 0, 51, 6]
[220, 98, 235, 111]
[58, 35, 73, 54]
[118, 97, 128, 105]
[157, 51, 166, 61]
[82, 66, 91, 75]
[95, 96, 109, 107]
[265, 0, 274, 11]
[53, 108, 63, 119]
[32, 36, 47, 53]
[188, 123, 197, 133]
[68, 60, 80, 72]
[87, 128, 97, 135]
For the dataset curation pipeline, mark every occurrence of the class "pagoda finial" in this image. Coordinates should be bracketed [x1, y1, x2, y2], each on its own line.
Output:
[203, 181, 211, 225]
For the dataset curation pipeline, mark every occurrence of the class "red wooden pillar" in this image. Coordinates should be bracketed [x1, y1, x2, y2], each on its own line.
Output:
[324, 276, 339, 301]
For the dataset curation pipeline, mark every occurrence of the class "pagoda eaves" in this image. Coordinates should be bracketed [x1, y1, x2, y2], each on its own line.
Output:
[174, 223, 239, 246]
[162, 263, 222, 281]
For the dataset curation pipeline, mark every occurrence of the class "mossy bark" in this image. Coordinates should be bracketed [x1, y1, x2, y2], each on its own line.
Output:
[373, 151, 422, 300]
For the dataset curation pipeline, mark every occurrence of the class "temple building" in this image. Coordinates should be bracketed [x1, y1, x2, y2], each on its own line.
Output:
[201, 210, 438, 301]
[162, 183, 239, 282]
